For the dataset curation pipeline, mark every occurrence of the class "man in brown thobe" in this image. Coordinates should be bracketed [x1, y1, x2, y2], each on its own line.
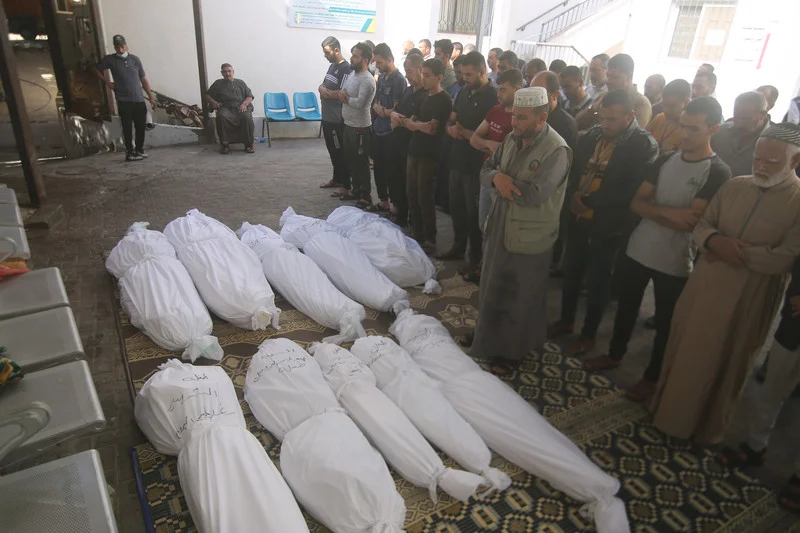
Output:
[650, 123, 800, 446]
[206, 63, 255, 154]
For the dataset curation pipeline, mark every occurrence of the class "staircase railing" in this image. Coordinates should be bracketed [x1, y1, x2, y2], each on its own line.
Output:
[534, 0, 615, 42]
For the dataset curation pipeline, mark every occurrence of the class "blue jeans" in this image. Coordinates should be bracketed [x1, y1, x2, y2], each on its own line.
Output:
[560, 219, 626, 339]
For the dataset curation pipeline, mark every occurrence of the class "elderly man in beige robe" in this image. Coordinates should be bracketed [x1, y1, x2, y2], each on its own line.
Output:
[650, 123, 800, 446]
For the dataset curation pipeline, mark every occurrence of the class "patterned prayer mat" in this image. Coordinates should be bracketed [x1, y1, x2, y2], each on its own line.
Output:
[118, 263, 800, 533]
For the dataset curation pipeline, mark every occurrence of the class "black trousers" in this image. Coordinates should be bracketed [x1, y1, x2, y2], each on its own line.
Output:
[435, 137, 452, 212]
[118, 101, 147, 153]
[560, 219, 626, 339]
[343, 125, 372, 201]
[322, 120, 350, 189]
[448, 168, 482, 265]
[371, 132, 391, 202]
[608, 254, 688, 382]
[389, 136, 410, 226]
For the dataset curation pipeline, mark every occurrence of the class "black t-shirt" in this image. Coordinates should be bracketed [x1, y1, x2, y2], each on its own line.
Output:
[392, 86, 427, 148]
[547, 104, 578, 150]
[449, 81, 498, 172]
[408, 90, 453, 161]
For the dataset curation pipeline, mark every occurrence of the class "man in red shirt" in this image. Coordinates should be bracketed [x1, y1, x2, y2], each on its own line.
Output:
[470, 69, 524, 241]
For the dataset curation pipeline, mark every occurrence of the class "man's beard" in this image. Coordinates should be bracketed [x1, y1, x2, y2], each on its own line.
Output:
[753, 167, 793, 188]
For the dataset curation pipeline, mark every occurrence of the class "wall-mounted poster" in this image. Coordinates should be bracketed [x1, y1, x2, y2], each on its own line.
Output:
[288, 1, 376, 33]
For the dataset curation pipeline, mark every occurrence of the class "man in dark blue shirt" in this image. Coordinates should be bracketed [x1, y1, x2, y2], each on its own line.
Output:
[371, 43, 407, 212]
[318, 36, 352, 196]
[93, 34, 156, 161]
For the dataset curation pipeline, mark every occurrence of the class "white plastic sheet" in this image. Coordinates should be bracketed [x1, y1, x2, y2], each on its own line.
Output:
[390, 310, 629, 533]
[237, 222, 366, 344]
[244, 338, 406, 533]
[164, 209, 280, 330]
[278, 206, 332, 250]
[350, 336, 511, 494]
[106, 222, 222, 362]
[280, 207, 409, 313]
[327, 207, 441, 294]
[134, 360, 308, 533]
[311, 342, 486, 503]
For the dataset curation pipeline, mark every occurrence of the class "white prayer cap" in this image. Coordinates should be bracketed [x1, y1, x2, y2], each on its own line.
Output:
[514, 87, 548, 108]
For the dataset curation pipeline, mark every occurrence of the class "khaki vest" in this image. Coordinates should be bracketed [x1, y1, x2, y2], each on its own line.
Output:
[499, 125, 572, 255]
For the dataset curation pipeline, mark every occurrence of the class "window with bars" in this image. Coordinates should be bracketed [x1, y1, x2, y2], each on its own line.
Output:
[668, 0, 737, 61]
[438, 0, 494, 35]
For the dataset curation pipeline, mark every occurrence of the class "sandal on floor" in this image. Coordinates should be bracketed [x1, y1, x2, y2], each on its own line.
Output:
[461, 265, 481, 284]
[717, 443, 766, 469]
[221, 144, 230, 154]
[583, 354, 621, 373]
[320, 180, 343, 189]
[779, 476, 800, 515]
[355, 199, 372, 209]
[338, 191, 357, 201]
[457, 331, 474, 348]
[245, 146, 255, 154]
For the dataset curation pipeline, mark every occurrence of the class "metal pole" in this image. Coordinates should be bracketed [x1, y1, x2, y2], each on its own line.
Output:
[0, 3, 46, 206]
[192, 0, 209, 128]
[475, 0, 486, 51]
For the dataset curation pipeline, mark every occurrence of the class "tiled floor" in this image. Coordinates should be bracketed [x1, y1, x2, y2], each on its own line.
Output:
[0, 139, 796, 531]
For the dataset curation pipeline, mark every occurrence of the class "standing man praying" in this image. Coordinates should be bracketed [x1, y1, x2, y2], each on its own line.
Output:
[339, 42, 377, 208]
[440, 51, 498, 281]
[93, 34, 156, 162]
[403, 58, 453, 254]
[318, 36, 352, 195]
[371, 43, 406, 213]
[473, 86, 572, 369]
[205, 64, 255, 154]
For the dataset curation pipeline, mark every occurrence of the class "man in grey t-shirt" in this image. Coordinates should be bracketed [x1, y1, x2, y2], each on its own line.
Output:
[93, 35, 156, 161]
[582, 97, 731, 403]
[337, 42, 376, 206]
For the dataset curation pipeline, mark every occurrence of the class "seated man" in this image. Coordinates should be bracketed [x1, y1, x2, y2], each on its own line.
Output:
[205, 63, 255, 154]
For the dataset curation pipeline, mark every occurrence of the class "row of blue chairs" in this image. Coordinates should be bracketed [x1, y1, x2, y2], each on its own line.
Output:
[263, 92, 322, 147]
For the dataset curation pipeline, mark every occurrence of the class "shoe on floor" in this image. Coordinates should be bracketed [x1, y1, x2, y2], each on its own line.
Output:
[135, 149, 148, 158]
[126, 151, 143, 161]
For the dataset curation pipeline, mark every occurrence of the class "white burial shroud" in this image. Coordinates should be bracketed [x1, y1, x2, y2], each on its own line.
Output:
[349, 336, 511, 493]
[106, 222, 222, 362]
[311, 342, 486, 503]
[389, 310, 630, 533]
[279, 207, 410, 314]
[244, 338, 406, 533]
[326, 206, 441, 294]
[134, 360, 308, 533]
[237, 222, 367, 344]
[163, 209, 280, 330]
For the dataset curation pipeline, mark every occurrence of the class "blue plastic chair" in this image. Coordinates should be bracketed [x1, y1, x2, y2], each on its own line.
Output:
[263, 92, 295, 147]
[293, 92, 323, 138]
